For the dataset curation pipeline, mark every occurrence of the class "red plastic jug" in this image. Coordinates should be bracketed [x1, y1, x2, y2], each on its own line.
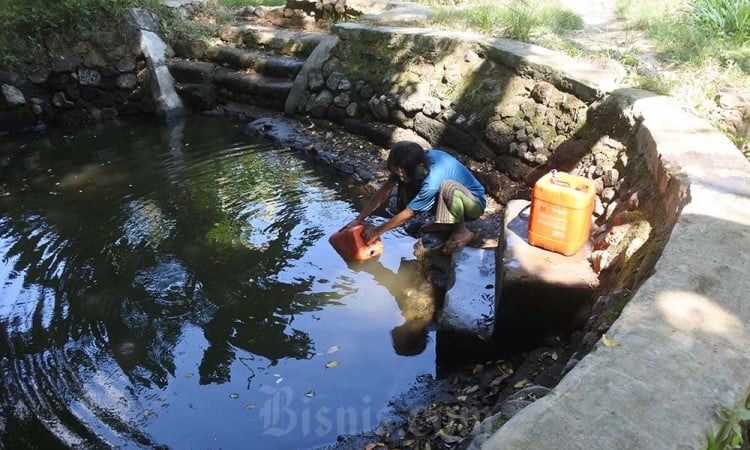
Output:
[328, 224, 384, 261]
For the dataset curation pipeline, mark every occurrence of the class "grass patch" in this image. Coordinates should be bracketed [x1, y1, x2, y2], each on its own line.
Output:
[708, 400, 750, 450]
[416, 0, 583, 41]
[217, 0, 284, 7]
[618, 0, 750, 72]
[688, 0, 750, 42]
[0, 0, 170, 69]
[616, 0, 750, 152]
[0, 0, 168, 38]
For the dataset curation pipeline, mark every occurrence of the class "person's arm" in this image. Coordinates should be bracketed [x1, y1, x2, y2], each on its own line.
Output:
[363, 206, 415, 244]
[346, 179, 398, 228]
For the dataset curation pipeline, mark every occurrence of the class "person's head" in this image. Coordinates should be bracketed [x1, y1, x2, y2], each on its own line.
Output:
[391, 320, 429, 356]
[387, 141, 430, 183]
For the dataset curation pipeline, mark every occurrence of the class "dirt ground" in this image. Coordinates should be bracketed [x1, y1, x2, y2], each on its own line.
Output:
[560, 0, 749, 155]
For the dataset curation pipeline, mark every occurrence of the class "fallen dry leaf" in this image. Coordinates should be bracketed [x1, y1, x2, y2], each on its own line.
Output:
[602, 334, 621, 347]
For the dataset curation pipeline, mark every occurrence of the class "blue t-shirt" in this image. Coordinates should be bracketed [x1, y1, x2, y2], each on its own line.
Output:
[392, 149, 486, 213]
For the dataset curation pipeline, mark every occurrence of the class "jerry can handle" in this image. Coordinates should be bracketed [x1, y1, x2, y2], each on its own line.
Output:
[549, 169, 571, 187]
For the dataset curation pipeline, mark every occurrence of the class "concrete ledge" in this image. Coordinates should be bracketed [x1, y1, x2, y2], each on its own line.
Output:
[482, 92, 750, 449]
[128, 9, 185, 122]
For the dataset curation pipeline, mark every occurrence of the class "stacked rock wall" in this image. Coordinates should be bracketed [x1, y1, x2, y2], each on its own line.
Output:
[291, 24, 590, 202]
[0, 26, 155, 135]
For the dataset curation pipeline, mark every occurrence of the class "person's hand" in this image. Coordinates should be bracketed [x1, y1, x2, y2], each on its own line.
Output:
[362, 223, 380, 244]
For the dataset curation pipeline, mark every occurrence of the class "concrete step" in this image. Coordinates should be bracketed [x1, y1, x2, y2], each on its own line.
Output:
[168, 60, 218, 84]
[218, 24, 327, 57]
[213, 67, 292, 98]
[205, 45, 304, 79]
[167, 60, 292, 111]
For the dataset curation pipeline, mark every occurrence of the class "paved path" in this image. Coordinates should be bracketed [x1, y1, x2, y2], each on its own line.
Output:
[559, 0, 661, 69]
[560, 0, 618, 30]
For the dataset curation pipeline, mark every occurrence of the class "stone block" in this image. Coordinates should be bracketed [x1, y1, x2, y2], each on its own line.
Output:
[497, 199, 598, 332]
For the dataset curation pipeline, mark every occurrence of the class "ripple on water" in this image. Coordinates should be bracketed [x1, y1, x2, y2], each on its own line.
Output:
[0, 117, 439, 448]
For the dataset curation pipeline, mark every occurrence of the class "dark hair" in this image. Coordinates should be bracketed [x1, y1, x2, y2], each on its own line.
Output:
[391, 321, 429, 356]
[387, 141, 430, 182]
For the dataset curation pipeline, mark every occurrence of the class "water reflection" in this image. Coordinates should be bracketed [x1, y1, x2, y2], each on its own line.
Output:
[356, 257, 443, 356]
[0, 117, 437, 448]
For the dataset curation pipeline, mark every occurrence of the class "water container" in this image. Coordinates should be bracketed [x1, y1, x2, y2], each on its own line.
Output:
[328, 224, 384, 262]
[528, 170, 596, 256]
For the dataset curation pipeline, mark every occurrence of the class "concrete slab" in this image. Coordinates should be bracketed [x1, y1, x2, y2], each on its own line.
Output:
[139, 30, 185, 122]
[439, 247, 497, 341]
[503, 199, 598, 288]
[498, 199, 598, 332]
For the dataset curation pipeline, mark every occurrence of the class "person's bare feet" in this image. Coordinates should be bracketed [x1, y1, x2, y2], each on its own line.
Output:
[442, 226, 477, 255]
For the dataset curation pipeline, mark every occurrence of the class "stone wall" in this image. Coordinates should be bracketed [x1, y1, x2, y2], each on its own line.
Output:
[0, 23, 155, 135]
[289, 24, 592, 203]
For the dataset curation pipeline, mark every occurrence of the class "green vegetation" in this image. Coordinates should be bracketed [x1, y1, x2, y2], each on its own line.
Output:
[422, 0, 748, 153]
[708, 401, 750, 450]
[0, 0, 169, 68]
[616, 0, 750, 152]
[418, 0, 583, 40]
[619, 0, 750, 71]
[688, 0, 750, 42]
[217, 0, 284, 7]
[0, 0, 168, 39]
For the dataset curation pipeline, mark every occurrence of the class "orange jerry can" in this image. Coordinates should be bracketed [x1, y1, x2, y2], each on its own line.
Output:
[528, 170, 596, 256]
[328, 224, 384, 262]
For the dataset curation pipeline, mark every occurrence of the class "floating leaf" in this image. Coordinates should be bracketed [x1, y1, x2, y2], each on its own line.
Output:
[184, 372, 194, 378]
[551, 352, 559, 360]
[513, 379, 529, 389]
[464, 384, 479, 394]
[602, 335, 621, 347]
[275, 377, 284, 384]
[325, 360, 340, 368]
[439, 429, 463, 444]
[490, 373, 510, 386]
[327, 345, 340, 354]
[229, 393, 240, 399]
[305, 390, 316, 398]
[364, 443, 386, 450]
[456, 395, 467, 402]
[245, 402, 255, 410]
[445, 411, 463, 420]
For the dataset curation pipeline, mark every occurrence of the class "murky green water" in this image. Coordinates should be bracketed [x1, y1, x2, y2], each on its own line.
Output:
[0, 116, 437, 449]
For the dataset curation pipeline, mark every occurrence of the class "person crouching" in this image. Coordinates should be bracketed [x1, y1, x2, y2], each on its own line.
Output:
[347, 140, 486, 255]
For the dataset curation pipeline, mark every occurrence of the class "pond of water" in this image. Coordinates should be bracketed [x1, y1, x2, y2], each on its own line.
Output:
[0, 116, 438, 449]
